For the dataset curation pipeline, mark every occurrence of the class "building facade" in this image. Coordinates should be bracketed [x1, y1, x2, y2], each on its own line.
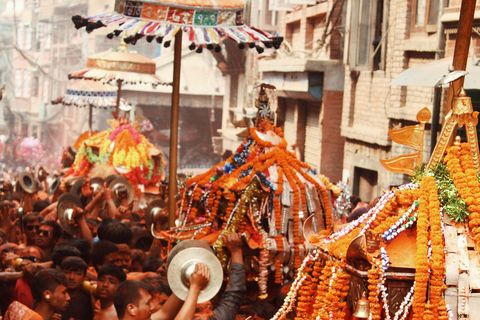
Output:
[341, 0, 480, 202]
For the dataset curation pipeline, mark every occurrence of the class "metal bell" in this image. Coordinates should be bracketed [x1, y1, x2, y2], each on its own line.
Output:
[353, 293, 370, 319]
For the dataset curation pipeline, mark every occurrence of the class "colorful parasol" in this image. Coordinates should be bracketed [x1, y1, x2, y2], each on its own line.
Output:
[69, 43, 168, 86]
[53, 80, 130, 134]
[71, 0, 282, 51]
[72, 0, 283, 228]
[69, 41, 170, 117]
[54, 79, 129, 109]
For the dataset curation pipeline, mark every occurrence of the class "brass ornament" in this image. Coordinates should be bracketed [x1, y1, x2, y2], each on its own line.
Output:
[353, 292, 370, 319]
[427, 88, 480, 172]
[380, 107, 431, 175]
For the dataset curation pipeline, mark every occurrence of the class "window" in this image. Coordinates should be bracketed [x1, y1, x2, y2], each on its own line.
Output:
[411, 0, 439, 33]
[16, 25, 24, 49]
[32, 76, 39, 97]
[42, 77, 49, 103]
[22, 70, 31, 99]
[14, 70, 22, 98]
[24, 26, 32, 50]
[348, 0, 385, 70]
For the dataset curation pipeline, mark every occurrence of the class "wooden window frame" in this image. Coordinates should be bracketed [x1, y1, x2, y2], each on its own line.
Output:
[411, 0, 438, 34]
[347, 0, 386, 71]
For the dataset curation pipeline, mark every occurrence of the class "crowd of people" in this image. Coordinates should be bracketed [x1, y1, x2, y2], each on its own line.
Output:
[0, 167, 251, 320]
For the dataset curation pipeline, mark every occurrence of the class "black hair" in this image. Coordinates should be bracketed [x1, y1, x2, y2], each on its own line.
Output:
[114, 280, 151, 319]
[61, 238, 92, 265]
[142, 256, 163, 273]
[39, 219, 62, 240]
[32, 269, 68, 302]
[98, 264, 127, 283]
[61, 256, 87, 274]
[33, 199, 51, 213]
[142, 276, 172, 295]
[347, 206, 370, 222]
[97, 218, 133, 245]
[52, 245, 81, 268]
[22, 212, 44, 228]
[91, 240, 119, 270]
[350, 195, 362, 209]
[130, 249, 146, 269]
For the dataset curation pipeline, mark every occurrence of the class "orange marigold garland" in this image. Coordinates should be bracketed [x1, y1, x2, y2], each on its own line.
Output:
[412, 176, 433, 319]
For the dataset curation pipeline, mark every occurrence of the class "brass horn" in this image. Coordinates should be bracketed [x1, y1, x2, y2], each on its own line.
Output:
[57, 193, 83, 236]
[108, 176, 134, 207]
[167, 240, 223, 303]
[145, 199, 168, 239]
[353, 292, 370, 319]
[18, 171, 37, 194]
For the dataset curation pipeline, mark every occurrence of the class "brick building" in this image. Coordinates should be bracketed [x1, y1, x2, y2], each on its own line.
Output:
[341, 1, 480, 202]
[252, 1, 346, 183]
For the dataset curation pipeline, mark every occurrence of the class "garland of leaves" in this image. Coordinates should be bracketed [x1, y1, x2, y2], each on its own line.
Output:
[411, 162, 469, 223]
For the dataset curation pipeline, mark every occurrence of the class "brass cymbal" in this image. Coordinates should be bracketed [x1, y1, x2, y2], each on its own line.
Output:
[57, 193, 83, 236]
[108, 176, 134, 206]
[70, 177, 87, 198]
[167, 243, 223, 303]
[145, 199, 167, 238]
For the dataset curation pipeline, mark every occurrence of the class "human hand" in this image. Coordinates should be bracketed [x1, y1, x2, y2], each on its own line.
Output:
[189, 263, 209, 291]
[222, 233, 242, 254]
[50, 313, 62, 320]
[1, 206, 18, 232]
[73, 206, 85, 222]
[103, 183, 113, 201]
[81, 180, 93, 198]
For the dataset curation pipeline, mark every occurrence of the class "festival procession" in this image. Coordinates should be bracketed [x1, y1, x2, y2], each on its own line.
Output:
[0, 0, 480, 319]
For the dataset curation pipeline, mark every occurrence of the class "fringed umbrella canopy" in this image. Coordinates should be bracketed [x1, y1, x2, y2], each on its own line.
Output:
[71, 0, 283, 51]
[69, 44, 170, 86]
[53, 80, 130, 108]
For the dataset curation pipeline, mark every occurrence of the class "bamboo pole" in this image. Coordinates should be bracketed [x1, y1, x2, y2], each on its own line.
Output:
[168, 31, 182, 228]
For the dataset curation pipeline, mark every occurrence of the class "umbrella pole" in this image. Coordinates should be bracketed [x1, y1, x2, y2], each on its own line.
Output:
[445, 0, 475, 114]
[116, 79, 123, 119]
[89, 104, 93, 136]
[168, 30, 182, 228]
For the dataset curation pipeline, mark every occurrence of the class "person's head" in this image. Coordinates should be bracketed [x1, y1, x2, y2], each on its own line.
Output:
[36, 219, 62, 249]
[61, 237, 92, 265]
[20, 246, 45, 264]
[114, 280, 154, 320]
[61, 256, 88, 291]
[97, 264, 127, 302]
[117, 243, 132, 271]
[32, 269, 70, 311]
[91, 240, 120, 271]
[23, 212, 44, 245]
[346, 205, 370, 222]
[142, 256, 163, 273]
[142, 277, 171, 313]
[98, 219, 133, 245]
[52, 245, 81, 269]
[33, 199, 51, 213]
[349, 195, 362, 211]
[130, 249, 146, 273]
